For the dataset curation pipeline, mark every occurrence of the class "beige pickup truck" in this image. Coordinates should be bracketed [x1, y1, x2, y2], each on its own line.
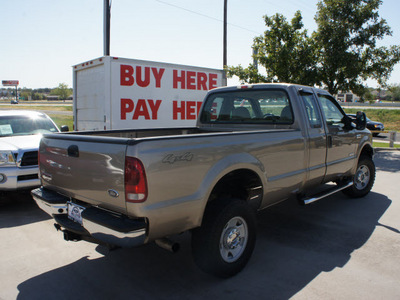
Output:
[32, 83, 375, 277]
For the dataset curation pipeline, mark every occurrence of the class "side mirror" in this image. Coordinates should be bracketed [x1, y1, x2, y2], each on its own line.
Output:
[60, 125, 70, 132]
[356, 111, 366, 130]
[342, 115, 353, 130]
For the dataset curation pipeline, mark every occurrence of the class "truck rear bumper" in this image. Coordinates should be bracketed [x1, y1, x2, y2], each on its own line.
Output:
[31, 188, 148, 248]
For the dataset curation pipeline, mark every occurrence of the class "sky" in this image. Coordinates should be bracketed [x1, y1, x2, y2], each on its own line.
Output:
[1, 0, 399, 89]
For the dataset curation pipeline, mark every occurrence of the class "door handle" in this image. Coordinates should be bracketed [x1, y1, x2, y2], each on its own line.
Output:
[67, 145, 79, 158]
[327, 135, 333, 148]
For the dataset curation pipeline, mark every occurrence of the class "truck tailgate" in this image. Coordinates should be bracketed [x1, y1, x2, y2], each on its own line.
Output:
[39, 135, 128, 213]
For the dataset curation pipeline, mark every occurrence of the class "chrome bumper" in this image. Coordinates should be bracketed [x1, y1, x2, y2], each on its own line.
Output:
[31, 188, 147, 248]
[0, 166, 40, 191]
[36, 198, 68, 215]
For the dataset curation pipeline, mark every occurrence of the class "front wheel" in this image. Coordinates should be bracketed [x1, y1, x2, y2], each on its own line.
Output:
[191, 199, 257, 278]
[343, 156, 375, 198]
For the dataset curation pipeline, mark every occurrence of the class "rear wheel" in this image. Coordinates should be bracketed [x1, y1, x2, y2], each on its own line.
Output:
[191, 199, 257, 278]
[343, 156, 375, 198]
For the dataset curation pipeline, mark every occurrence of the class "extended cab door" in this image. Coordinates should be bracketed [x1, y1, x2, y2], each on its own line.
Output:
[317, 93, 357, 181]
[298, 88, 327, 187]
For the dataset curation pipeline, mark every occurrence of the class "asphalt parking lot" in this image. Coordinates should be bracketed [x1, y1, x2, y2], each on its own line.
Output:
[1, 150, 399, 300]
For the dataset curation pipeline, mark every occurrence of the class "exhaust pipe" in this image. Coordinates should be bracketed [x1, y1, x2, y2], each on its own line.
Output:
[155, 238, 180, 253]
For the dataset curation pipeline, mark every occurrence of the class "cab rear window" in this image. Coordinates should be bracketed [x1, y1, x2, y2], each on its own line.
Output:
[200, 89, 294, 124]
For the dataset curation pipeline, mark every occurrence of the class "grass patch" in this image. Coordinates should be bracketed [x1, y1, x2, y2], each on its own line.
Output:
[343, 108, 400, 132]
[0, 105, 72, 111]
[48, 114, 74, 130]
[373, 141, 400, 148]
[0, 103, 73, 130]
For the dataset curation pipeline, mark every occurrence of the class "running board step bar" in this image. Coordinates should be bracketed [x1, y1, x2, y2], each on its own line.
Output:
[301, 182, 353, 205]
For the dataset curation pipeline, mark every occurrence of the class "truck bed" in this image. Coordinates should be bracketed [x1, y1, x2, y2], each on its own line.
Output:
[39, 126, 300, 220]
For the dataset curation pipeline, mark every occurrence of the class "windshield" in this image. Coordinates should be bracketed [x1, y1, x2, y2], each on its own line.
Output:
[0, 115, 58, 137]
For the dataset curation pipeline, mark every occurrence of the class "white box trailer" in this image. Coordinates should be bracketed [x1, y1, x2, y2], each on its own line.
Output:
[72, 56, 226, 131]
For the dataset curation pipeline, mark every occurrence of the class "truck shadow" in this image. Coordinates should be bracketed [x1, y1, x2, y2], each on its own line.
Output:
[0, 191, 50, 229]
[17, 191, 391, 300]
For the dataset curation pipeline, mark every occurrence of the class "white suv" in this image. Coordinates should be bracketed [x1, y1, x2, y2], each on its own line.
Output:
[0, 110, 68, 191]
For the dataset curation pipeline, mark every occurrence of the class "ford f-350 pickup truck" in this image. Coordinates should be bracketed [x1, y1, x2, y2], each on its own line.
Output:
[32, 83, 375, 277]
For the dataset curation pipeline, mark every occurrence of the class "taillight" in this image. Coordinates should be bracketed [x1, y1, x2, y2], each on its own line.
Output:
[125, 157, 148, 203]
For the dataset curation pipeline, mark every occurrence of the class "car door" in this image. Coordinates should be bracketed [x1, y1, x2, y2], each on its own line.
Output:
[317, 93, 357, 181]
[298, 88, 327, 187]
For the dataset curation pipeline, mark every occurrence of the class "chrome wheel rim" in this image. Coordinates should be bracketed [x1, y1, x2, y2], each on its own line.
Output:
[219, 216, 248, 263]
[354, 165, 370, 190]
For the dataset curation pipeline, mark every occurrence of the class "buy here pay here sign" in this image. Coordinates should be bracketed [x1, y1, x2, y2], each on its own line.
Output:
[111, 58, 225, 129]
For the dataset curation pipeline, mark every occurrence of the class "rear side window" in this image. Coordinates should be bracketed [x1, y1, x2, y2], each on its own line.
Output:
[300, 93, 322, 128]
[200, 89, 294, 124]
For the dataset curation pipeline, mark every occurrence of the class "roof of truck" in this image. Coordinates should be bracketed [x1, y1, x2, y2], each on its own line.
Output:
[209, 83, 330, 95]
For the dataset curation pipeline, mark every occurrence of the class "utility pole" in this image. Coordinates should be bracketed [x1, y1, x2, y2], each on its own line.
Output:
[104, 0, 111, 56]
[222, 0, 228, 86]
[223, 0, 227, 68]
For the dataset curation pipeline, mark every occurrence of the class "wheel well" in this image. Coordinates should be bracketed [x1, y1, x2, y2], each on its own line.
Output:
[360, 144, 374, 159]
[208, 169, 263, 210]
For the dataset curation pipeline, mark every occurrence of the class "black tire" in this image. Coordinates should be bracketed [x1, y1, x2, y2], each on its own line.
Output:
[191, 198, 257, 278]
[343, 156, 375, 198]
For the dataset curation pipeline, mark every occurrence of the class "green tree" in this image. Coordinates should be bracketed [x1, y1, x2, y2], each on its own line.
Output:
[226, 11, 318, 86]
[51, 83, 72, 100]
[20, 92, 30, 100]
[364, 88, 375, 101]
[31, 92, 42, 100]
[314, 0, 400, 94]
[387, 84, 400, 101]
[226, 0, 400, 95]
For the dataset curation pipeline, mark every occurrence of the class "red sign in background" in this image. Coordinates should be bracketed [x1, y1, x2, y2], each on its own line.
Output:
[2, 80, 19, 86]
